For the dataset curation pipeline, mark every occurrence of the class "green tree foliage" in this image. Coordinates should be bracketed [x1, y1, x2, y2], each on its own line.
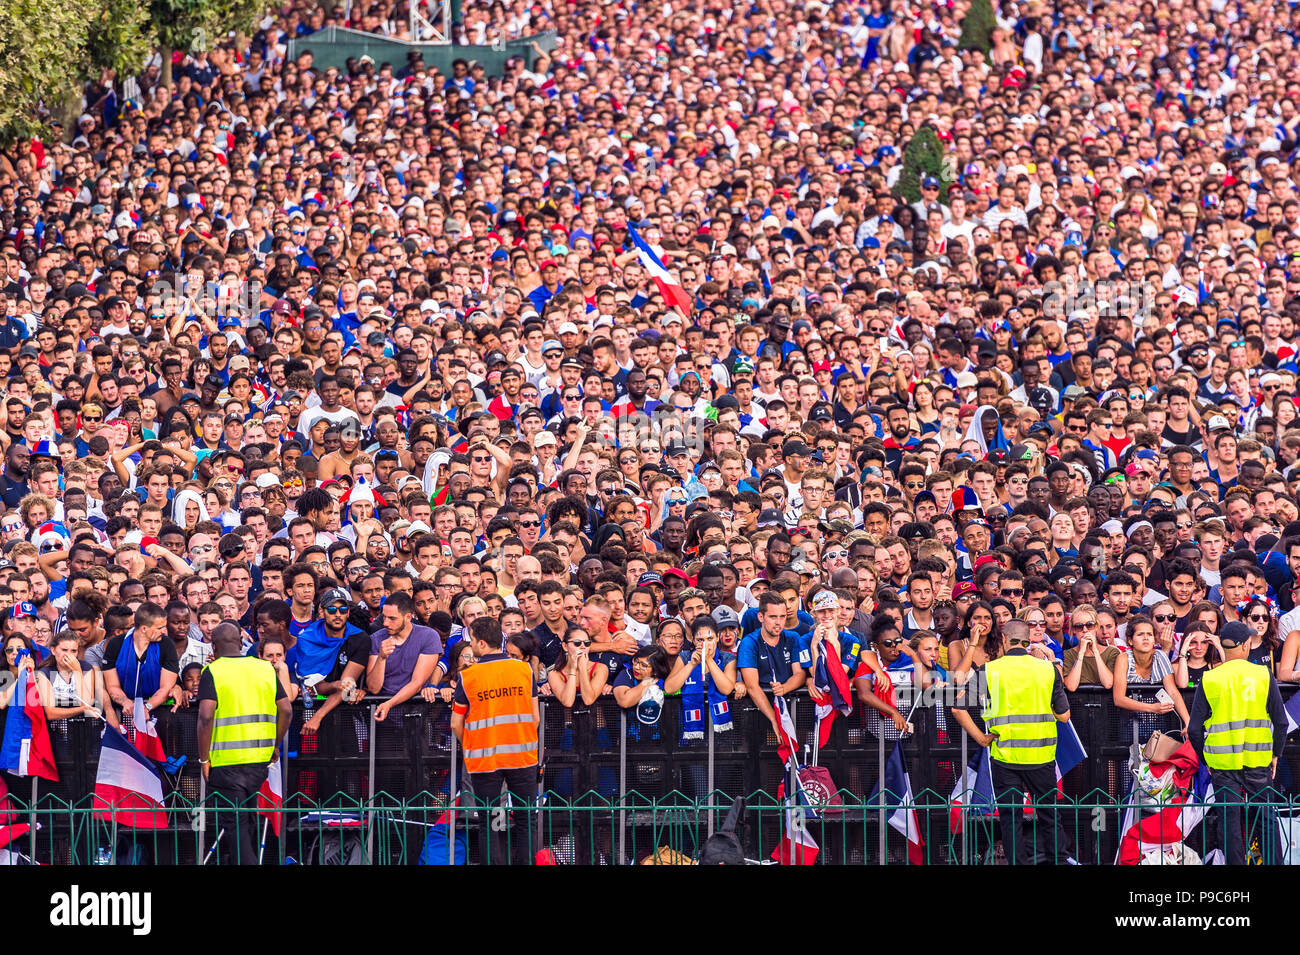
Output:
[893, 125, 950, 205]
[0, 0, 95, 145]
[0, 0, 151, 146]
[151, 0, 264, 86]
[87, 0, 154, 79]
[958, 0, 997, 54]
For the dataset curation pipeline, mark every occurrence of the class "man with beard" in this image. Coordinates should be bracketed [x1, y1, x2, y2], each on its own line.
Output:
[610, 367, 659, 419]
[878, 400, 918, 465]
[0, 442, 30, 510]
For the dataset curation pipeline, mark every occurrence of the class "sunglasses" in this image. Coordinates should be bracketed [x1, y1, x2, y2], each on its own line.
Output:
[1153, 613, 1177, 622]
[517, 519, 540, 528]
[878, 637, 904, 648]
[1073, 621, 1097, 630]
[1248, 613, 1270, 623]
[1000, 588, 1023, 596]
[472, 455, 492, 463]
[324, 605, 349, 614]
[83, 415, 103, 423]
[567, 640, 591, 647]
[823, 549, 848, 560]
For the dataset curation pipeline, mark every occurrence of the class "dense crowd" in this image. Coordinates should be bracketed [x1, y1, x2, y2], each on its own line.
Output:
[0, 0, 1299, 779]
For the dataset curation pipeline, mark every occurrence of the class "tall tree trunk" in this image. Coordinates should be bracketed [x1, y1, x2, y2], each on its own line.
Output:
[160, 46, 173, 88]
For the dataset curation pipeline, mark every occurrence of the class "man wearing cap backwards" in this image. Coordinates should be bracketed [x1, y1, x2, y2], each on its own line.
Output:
[1188, 621, 1287, 864]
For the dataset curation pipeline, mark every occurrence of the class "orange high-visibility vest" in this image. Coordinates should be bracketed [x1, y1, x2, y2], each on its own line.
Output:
[457, 657, 538, 774]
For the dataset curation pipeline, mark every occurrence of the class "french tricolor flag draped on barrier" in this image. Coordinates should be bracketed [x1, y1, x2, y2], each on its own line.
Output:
[812, 640, 854, 747]
[93, 726, 167, 829]
[0, 667, 58, 781]
[0, 777, 31, 848]
[132, 697, 166, 763]
[1055, 719, 1088, 784]
[870, 740, 925, 864]
[1115, 739, 1215, 864]
[626, 223, 693, 316]
[948, 746, 995, 834]
[769, 697, 819, 865]
[258, 757, 283, 836]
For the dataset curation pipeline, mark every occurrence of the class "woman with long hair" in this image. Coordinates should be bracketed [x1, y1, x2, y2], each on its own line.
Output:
[1238, 597, 1281, 673]
[1174, 622, 1221, 689]
[547, 625, 610, 707]
[36, 630, 121, 730]
[1112, 613, 1189, 740]
[912, 379, 941, 434]
[950, 599, 1000, 681]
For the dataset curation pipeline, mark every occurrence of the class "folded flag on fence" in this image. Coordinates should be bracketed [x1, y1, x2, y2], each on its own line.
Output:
[627, 222, 692, 315]
[770, 760, 820, 865]
[812, 638, 854, 746]
[1116, 739, 1212, 865]
[870, 740, 925, 864]
[258, 756, 283, 836]
[774, 695, 800, 765]
[131, 697, 166, 763]
[1055, 718, 1087, 782]
[948, 746, 995, 834]
[93, 726, 167, 829]
[0, 777, 30, 849]
[1283, 692, 1300, 734]
[0, 668, 58, 781]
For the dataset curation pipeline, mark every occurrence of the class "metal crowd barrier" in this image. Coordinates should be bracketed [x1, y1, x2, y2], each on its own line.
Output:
[6, 686, 1300, 864]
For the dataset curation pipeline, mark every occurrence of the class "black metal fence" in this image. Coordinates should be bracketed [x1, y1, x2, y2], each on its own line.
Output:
[9, 684, 1299, 864]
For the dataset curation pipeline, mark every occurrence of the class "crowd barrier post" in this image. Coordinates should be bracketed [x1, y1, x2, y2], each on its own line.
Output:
[876, 728, 886, 864]
[366, 702, 377, 864]
[448, 729, 458, 866]
[617, 708, 627, 861]
[706, 701, 715, 837]
[959, 726, 969, 863]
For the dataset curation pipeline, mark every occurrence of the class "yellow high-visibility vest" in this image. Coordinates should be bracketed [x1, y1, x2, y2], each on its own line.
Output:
[1200, 658, 1273, 771]
[983, 653, 1058, 765]
[206, 656, 279, 767]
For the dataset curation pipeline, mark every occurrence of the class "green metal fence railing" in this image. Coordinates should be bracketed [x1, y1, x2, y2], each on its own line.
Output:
[5, 685, 1298, 864]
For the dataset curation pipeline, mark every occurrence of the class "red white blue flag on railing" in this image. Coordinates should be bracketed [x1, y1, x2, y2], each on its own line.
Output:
[1055, 718, 1088, 783]
[93, 726, 167, 829]
[258, 756, 283, 836]
[870, 740, 925, 864]
[948, 746, 995, 834]
[0, 667, 58, 781]
[0, 777, 30, 848]
[627, 223, 692, 316]
[132, 697, 166, 763]
[773, 695, 800, 764]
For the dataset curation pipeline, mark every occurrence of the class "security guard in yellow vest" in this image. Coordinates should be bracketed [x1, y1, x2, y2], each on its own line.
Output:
[953, 619, 1072, 864]
[197, 624, 292, 865]
[1188, 622, 1286, 865]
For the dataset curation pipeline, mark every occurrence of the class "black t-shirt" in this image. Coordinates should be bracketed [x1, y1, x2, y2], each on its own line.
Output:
[326, 630, 372, 682]
[197, 664, 289, 703]
[529, 623, 565, 669]
[100, 633, 181, 676]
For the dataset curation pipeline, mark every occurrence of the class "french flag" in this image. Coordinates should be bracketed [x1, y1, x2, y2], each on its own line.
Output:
[132, 698, 166, 763]
[948, 746, 995, 834]
[1116, 740, 1214, 864]
[812, 639, 854, 746]
[626, 222, 692, 316]
[258, 756, 283, 836]
[771, 774, 820, 865]
[0, 777, 30, 849]
[93, 726, 167, 829]
[0, 668, 58, 781]
[773, 695, 800, 765]
[1055, 719, 1087, 783]
[871, 740, 925, 864]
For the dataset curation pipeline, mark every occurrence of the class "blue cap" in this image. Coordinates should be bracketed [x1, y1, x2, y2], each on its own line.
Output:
[864, 237, 881, 249]
[542, 339, 563, 355]
[10, 601, 35, 619]
[921, 175, 940, 188]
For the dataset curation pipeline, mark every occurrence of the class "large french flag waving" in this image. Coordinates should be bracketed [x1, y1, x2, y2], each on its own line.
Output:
[0, 668, 58, 781]
[93, 727, 167, 829]
[627, 223, 693, 316]
[870, 740, 925, 864]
